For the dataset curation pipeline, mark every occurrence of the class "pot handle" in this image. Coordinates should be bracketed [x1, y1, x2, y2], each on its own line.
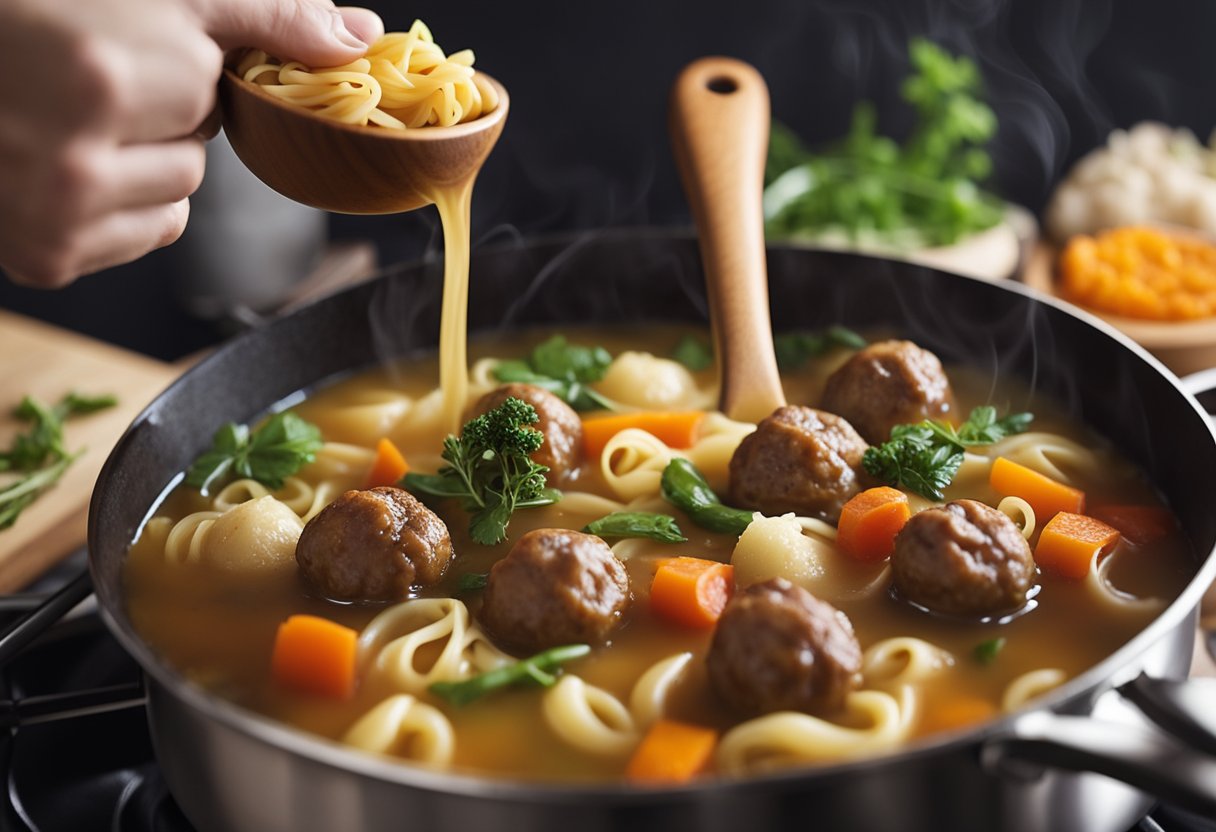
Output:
[980, 674, 1216, 817]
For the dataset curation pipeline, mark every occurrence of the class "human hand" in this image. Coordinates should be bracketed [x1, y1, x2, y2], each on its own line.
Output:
[0, 0, 383, 288]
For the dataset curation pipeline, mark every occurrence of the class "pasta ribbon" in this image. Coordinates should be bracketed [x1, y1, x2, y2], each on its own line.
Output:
[342, 694, 455, 766]
[862, 637, 955, 687]
[1001, 669, 1067, 712]
[543, 653, 694, 757]
[716, 687, 915, 775]
[238, 20, 498, 129]
[358, 598, 512, 695]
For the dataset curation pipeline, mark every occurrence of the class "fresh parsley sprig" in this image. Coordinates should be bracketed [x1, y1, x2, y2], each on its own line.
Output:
[403, 397, 561, 545]
[0, 391, 117, 529]
[185, 411, 323, 495]
[492, 335, 616, 412]
[583, 511, 687, 543]
[764, 39, 1002, 249]
[862, 406, 1032, 501]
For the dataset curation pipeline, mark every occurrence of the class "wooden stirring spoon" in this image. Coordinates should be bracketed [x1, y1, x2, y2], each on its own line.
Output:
[218, 67, 508, 215]
[669, 57, 786, 423]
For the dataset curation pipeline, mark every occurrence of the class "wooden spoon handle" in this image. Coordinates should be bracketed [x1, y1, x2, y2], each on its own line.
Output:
[669, 57, 786, 423]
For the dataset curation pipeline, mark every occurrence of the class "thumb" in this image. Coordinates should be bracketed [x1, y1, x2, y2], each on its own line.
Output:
[201, 0, 384, 67]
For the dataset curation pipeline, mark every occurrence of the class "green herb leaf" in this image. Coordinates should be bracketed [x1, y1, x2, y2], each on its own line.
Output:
[403, 396, 561, 545]
[492, 335, 616, 412]
[763, 39, 1001, 249]
[428, 643, 590, 706]
[0, 391, 115, 530]
[457, 572, 489, 593]
[0, 455, 76, 529]
[973, 637, 1006, 665]
[671, 335, 714, 372]
[660, 458, 754, 536]
[185, 412, 321, 495]
[773, 326, 866, 370]
[56, 392, 119, 418]
[583, 512, 687, 543]
[863, 407, 1032, 501]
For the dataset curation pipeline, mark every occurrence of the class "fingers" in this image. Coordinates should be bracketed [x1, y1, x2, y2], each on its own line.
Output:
[201, 0, 383, 67]
[0, 137, 203, 288]
[336, 6, 384, 47]
[2, 200, 190, 289]
[100, 140, 207, 214]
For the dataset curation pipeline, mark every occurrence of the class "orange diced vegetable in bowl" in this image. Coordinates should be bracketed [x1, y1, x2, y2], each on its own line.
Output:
[1058, 226, 1216, 321]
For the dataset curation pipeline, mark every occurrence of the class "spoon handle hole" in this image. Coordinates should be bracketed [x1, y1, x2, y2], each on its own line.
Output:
[706, 77, 738, 94]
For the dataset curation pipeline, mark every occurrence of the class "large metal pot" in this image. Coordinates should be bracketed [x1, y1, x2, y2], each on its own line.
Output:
[89, 230, 1216, 832]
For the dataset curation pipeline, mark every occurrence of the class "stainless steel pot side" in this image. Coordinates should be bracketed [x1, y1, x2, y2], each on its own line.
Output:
[89, 231, 1216, 832]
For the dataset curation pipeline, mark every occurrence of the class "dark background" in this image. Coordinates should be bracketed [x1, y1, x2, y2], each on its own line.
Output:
[2, 0, 1212, 360]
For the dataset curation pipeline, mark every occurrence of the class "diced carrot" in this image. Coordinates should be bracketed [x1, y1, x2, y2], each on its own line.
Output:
[582, 411, 706, 459]
[364, 437, 410, 488]
[271, 615, 359, 699]
[837, 486, 911, 562]
[625, 719, 718, 785]
[920, 695, 999, 735]
[1089, 503, 1177, 545]
[989, 457, 1085, 522]
[649, 557, 734, 629]
[1034, 511, 1121, 580]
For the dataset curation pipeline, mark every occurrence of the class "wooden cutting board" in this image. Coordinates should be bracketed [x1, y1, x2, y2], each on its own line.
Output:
[0, 309, 178, 590]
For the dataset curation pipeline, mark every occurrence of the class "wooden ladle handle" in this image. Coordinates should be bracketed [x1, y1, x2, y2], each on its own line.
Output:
[669, 57, 786, 423]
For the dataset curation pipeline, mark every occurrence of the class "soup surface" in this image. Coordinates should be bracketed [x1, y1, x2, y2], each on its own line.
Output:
[125, 326, 1195, 783]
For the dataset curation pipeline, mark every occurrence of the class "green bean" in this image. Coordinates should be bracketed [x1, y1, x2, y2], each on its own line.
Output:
[428, 644, 590, 706]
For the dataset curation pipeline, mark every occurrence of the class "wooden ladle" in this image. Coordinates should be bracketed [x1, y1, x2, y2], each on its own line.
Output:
[217, 68, 509, 214]
[669, 57, 787, 423]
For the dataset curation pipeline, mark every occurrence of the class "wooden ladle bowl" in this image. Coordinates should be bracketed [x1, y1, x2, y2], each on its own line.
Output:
[218, 68, 509, 214]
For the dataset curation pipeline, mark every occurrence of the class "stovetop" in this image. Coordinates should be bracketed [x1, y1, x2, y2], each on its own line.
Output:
[1, 553, 1212, 832]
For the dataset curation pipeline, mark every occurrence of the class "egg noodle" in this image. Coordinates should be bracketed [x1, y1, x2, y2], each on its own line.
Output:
[236, 19, 498, 129]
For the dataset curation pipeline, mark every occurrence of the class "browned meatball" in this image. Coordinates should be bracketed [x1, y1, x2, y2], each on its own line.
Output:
[891, 499, 1036, 617]
[478, 528, 630, 654]
[707, 578, 862, 716]
[820, 340, 956, 444]
[295, 487, 452, 603]
[472, 384, 583, 481]
[729, 406, 868, 523]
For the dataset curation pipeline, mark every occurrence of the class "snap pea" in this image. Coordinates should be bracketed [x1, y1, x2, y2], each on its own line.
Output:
[660, 458, 754, 536]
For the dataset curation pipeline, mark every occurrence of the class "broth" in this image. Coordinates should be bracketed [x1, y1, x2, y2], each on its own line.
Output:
[124, 325, 1195, 782]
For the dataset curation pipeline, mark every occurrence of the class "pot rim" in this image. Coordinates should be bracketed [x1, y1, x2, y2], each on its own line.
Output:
[89, 231, 1216, 803]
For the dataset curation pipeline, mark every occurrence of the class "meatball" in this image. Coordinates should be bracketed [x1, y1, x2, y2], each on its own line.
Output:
[820, 340, 956, 444]
[295, 487, 452, 603]
[729, 406, 868, 523]
[891, 499, 1035, 617]
[478, 528, 630, 653]
[472, 383, 583, 481]
[707, 578, 862, 716]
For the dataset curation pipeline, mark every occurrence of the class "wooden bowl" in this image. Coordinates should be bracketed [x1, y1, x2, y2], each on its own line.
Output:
[1022, 238, 1216, 376]
[218, 68, 509, 215]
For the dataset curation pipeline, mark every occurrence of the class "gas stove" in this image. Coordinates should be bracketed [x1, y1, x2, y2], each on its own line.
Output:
[1, 551, 1213, 832]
